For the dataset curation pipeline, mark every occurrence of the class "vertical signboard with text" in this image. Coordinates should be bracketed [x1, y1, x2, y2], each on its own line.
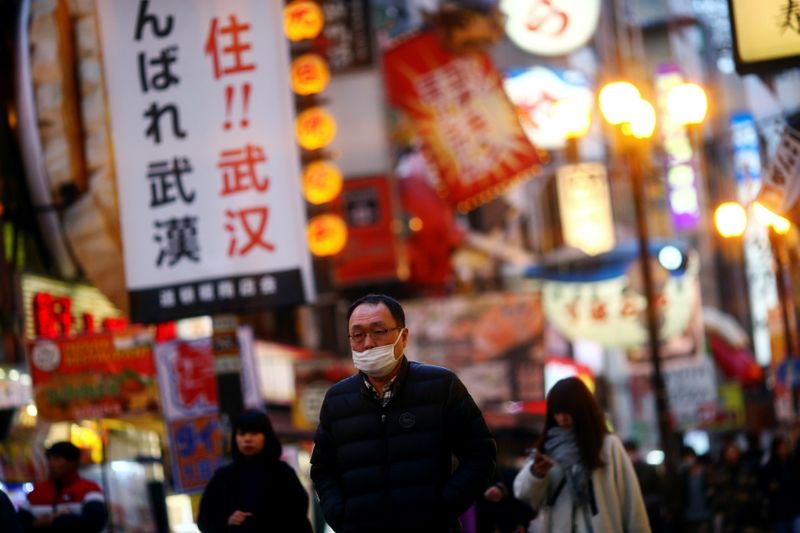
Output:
[97, 0, 314, 324]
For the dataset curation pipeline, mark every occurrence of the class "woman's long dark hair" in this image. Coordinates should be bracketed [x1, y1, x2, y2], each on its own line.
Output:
[536, 377, 608, 470]
[231, 409, 282, 462]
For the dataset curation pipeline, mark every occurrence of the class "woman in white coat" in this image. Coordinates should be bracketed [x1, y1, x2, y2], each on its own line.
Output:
[514, 377, 651, 533]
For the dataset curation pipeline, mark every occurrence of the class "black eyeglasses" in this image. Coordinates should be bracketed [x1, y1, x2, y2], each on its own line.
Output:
[348, 327, 403, 344]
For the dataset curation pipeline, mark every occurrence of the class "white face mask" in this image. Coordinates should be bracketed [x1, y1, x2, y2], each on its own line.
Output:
[352, 329, 405, 377]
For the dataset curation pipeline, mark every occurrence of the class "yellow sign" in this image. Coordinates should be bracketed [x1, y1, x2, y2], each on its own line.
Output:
[302, 161, 343, 205]
[291, 54, 331, 95]
[296, 107, 337, 150]
[283, 1, 325, 42]
[730, 0, 800, 70]
[556, 163, 615, 256]
[306, 214, 348, 256]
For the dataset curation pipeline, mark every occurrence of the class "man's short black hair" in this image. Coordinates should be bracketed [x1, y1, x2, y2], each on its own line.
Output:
[45, 441, 81, 463]
[347, 294, 405, 327]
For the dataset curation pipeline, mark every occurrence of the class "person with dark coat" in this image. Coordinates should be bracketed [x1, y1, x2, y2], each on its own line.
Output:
[17, 441, 107, 532]
[1, 489, 23, 533]
[197, 410, 312, 533]
[760, 435, 800, 533]
[311, 294, 497, 533]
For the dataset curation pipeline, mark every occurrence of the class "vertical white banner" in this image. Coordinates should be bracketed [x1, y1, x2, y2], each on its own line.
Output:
[97, 0, 314, 323]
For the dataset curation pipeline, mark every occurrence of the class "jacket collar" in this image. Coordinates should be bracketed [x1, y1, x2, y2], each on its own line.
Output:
[359, 356, 410, 399]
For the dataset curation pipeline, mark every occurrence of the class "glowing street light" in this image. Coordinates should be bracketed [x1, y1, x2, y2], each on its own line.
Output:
[753, 202, 792, 235]
[714, 202, 748, 238]
[666, 82, 708, 126]
[598, 81, 641, 125]
[626, 98, 657, 140]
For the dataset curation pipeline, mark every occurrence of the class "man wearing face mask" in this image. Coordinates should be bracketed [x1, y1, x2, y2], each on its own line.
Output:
[311, 294, 496, 533]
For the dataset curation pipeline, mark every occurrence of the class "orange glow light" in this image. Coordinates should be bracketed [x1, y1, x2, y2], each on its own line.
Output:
[291, 54, 331, 95]
[307, 214, 348, 256]
[283, 1, 325, 42]
[296, 107, 337, 150]
[302, 161, 343, 204]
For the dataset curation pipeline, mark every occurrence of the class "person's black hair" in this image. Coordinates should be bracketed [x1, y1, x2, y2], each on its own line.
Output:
[347, 294, 405, 327]
[231, 410, 282, 462]
[45, 441, 81, 463]
[536, 377, 608, 470]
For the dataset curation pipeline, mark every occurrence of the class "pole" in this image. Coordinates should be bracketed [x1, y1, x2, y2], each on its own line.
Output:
[626, 146, 676, 468]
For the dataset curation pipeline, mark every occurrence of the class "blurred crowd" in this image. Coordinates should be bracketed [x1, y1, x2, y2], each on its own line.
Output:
[476, 427, 800, 533]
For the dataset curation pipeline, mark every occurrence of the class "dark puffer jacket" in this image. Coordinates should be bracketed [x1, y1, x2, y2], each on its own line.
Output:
[311, 358, 496, 533]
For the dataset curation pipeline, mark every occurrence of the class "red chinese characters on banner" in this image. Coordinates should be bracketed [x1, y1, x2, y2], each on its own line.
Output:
[205, 14, 274, 260]
[174, 342, 219, 408]
[383, 32, 540, 211]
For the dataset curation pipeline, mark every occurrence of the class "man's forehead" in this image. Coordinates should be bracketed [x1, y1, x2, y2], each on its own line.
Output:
[349, 302, 392, 326]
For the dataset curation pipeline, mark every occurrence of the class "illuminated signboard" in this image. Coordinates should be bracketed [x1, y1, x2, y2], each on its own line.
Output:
[499, 0, 601, 56]
[728, 0, 800, 74]
[731, 112, 776, 366]
[22, 274, 125, 340]
[504, 66, 592, 151]
[556, 162, 615, 256]
[655, 65, 701, 232]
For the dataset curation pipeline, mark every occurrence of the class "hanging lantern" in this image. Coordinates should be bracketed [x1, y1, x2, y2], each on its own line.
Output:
[302, 161, 343, 205]
[291, 53, 331, 95]
[295, 107, 337, 150]
[283, 1, 325, 42]
[306, 214, 348, 256]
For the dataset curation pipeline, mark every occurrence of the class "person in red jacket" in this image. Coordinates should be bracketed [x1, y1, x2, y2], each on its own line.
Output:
[17, 441, 108, 532]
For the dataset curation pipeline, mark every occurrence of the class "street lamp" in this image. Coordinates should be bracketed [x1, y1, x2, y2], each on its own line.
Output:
[598, 80, 676, 467]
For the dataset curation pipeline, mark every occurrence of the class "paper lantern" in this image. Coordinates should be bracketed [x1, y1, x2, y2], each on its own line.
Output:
[295, 107, 337, 150]
[306, 214, 348, 256]
[302, 161, 343, 205]
[283, 1, 324, 42]
[291, 54, 331, 95]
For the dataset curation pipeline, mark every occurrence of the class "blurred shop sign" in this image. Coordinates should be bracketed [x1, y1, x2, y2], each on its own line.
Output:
[168, 415, 223, 493]
[664, 357, 719, 429]
[383, 31, 541, 212]
[332, 176, 403, 286]
[655, 65, 701, 232]
[22, 274, 125, 340]
[728, 0, 800, 74]
[97, 0, 314, 323]
[403, 292, 545, 422]
[155, 338, 222, 492]
[537, 246, 698, 350]
[321, 0, 374, 72]
[504, 66, 593, 151]
[155, 339, 218, 420]
[27, 331, 159, 421]
[293, 357, 354, 430]
[499, 0, 601, 56]
[731, 112, 775, 366]
[556, 163, 615, 256]
[757, 126, 800, 224]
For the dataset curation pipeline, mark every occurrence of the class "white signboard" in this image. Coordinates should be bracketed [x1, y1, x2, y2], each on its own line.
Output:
[556, 163, 615, 256]
[664, 357, 718, 429]
[499, 0, 601, 56]
[760, 127, 800, 215]
[541, 256, 699, 349]
[97, 0, 314, 323]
